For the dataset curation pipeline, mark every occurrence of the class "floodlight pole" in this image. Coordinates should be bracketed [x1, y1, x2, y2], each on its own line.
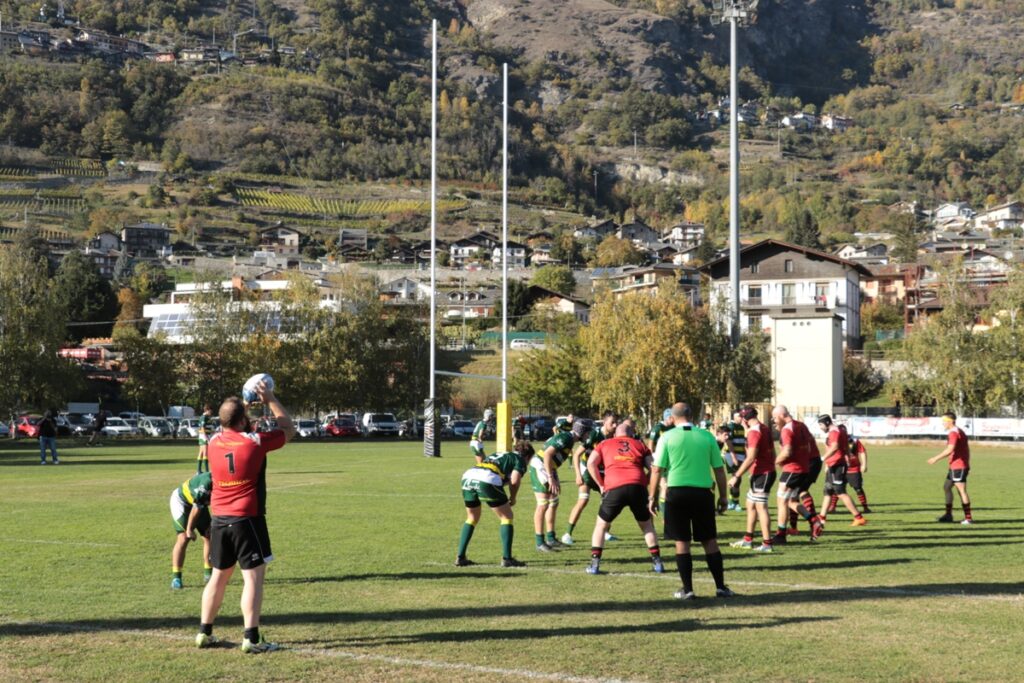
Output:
[715, 0, 757, 348]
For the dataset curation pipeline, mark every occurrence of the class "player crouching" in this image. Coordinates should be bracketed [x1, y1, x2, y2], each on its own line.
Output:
[456, 441, 534, 568]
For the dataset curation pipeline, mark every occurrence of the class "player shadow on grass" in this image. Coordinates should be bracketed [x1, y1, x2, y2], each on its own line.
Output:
[268, 571, 528, 584]
[309, 615, 840, 647]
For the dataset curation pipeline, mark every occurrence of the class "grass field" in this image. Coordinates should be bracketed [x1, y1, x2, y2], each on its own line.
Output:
[1, 438, 1021, 682]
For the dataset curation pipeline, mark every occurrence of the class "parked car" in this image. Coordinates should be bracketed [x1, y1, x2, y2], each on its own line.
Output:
[123, 419, 141, 436]
[362, 412, 399, 437]
[139, 417, 174, 437]
[296, 419, 320, 438]
[0, 422, 9, 438]
[449, 420, 476, 438]
[119, 411, 145, 420]
[15, 415, 42, 439]
[64, 413, 94, 437]
[101, 417, 135, 437]
[528, 417, 555, 441]
[177, 418, 220, 438]
[324, 417, 361, 438]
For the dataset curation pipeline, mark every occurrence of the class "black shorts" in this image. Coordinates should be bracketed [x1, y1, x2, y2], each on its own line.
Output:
[598, 484, 651, 523]
[846, 471, 864, 491]
[805, 458, 823, 489]
[947, 468, 969, 483]
[824, 464, 848, 495]
[663, 487, 717, 543]
[209, 515, 273, 570]
[777, 471, 807, 500]
[748, 471, 776, 502]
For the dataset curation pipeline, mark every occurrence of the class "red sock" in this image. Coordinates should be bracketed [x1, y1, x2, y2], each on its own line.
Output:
[743, 533, 753, 543]
[591, 547, 603, 559]
[801, 495, 818, 517]
[648, 545, 661, 557]
[857, 492, 868, 508]
[962, 504, 972, 521]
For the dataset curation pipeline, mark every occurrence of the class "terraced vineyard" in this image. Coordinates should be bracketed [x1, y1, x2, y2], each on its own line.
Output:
[0, 158, 105, 179]
[234, 187, 467, 216]
[0, 189, 87, 215]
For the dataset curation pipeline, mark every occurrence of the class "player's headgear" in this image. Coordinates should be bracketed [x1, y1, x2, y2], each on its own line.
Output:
[570, 418, 588, 438]
[662, 408, 673, 421]
[483, 408, 494, 421]
[555, 417, 572, 432]
[818, 414, 833, 426]
[738, 405, 757, 420]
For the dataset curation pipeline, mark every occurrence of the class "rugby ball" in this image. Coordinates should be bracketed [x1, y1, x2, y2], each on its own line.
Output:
[242, 373, 274, 403]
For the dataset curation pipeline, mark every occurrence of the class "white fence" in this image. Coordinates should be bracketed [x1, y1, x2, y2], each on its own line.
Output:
[804, 415, 1024, 441]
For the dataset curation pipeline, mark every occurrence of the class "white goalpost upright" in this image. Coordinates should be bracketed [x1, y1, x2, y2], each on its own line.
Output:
[424, 43, 513, 456]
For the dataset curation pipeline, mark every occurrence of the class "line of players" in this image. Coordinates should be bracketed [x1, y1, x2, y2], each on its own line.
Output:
[455, 405, 879, 567]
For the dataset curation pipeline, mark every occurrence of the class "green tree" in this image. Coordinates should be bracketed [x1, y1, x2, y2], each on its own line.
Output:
[53, 251, 117, 342]
[509, 336, 592, 414]
[0, 247, 81, 418]
[784, 209, 822, 249]
[549, 233, 583, 266]
[531, 265, 576, 296]
[890, 213, 920, 263]
[120, 335, 180, 414]
[843, 354, 884, 406]
[593, 236, 647, 267]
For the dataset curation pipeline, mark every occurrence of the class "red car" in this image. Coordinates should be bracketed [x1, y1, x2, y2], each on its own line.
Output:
[16, 415, 42, 438]
[325, 418, 361, 438]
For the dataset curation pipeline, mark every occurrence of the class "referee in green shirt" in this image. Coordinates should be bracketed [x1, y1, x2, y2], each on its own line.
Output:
[649, 402, 734, 600]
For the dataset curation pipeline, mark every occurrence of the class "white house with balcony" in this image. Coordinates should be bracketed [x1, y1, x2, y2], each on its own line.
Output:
[492, 240, 529, 268]
[701, 240, 870, 347]
[973, 201, 1024, 232]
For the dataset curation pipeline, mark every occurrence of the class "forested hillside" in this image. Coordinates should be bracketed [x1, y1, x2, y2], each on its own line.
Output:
[3, 0, 1024, 247]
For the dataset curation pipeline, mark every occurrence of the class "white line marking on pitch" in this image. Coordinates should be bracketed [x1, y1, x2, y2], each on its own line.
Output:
[267, 482, 322, 491]
[425, 562, 1024, 603]
[0, 621, 641, 683]
[0, 537, 118, 548]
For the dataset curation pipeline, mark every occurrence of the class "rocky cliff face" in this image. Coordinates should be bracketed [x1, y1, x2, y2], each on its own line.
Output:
[461, 0, 874, 103]
[464, 0, 704, 95]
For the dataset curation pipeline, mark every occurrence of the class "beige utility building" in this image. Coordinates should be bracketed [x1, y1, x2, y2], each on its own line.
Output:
[770, 312, 844, 417]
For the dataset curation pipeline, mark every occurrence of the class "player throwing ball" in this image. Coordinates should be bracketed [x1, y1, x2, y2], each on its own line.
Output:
[456, 441, 533, 568]
[195, 377, 295, 654]
[584, 423, 663, 574]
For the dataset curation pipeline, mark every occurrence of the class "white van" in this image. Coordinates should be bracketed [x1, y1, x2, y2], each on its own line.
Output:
[362, 412, 399, 437]
[510, 339, 546, 350]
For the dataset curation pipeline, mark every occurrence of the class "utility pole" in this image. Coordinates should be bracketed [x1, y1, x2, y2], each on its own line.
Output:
[633, 129, 638, 161]
[712, 0, 760, 348]
[592, 169, 598, 200]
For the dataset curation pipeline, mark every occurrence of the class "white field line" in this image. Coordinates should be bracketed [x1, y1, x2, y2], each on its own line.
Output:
[0, 537, 119, 548]
[0, 620, 642, 683]
[267, 482, 323, 491]
[425, 562, 1024, 603]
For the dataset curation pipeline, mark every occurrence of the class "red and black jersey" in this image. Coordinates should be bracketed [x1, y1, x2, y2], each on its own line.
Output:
[746, 422, 776, 475]
[780, 420, 812, 473]
[847, 437, 865, 472]
[590, 436, 651, 490]
[208, 429, 287, 517]
[824, 425, 849, 467]
[947, 427, 970, 470]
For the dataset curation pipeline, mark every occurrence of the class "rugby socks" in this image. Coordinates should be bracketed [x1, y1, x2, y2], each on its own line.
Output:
[545, 531, 557, 545]
[500, 519, 514, 559]
[743, 533, 753, 543]
[244, 627, 260, 644]
[789, 515, 799, 531]
[566, 522, 576, 536]
[591, 546, 603, 559]
[457, 520, 476, 557]
[675, 553, 693, 593]
[535, 533, 546, 547]
[828, 498, 838, 514]
[200, 623, 213, 636]
[962, 503, 972, 521]
[172, 567, 182, 581]
[945, 502, 954, 516]
[801, 494, 818, 518]
[856, 491, 868, 508]
[705, 551, 726, 590]
[204, 562, 213, 581]
[647, 545, 661, 559]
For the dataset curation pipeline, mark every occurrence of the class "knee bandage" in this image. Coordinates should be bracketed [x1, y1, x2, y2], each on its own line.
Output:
[578, 491, 590, 501]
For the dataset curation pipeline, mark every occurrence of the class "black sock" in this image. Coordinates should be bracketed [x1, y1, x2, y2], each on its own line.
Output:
[675, 552, 693, 593]
[200, 623, 213, 636]
[244, 627, 260, 643]
[705, 551, 726, 590]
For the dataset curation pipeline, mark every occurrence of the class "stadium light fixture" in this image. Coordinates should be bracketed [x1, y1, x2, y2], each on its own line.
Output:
[711, 0, 760, 347]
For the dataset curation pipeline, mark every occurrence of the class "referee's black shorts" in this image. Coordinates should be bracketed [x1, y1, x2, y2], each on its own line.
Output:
[209, 515, 274, 570]
[663, 486, 717, 543]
